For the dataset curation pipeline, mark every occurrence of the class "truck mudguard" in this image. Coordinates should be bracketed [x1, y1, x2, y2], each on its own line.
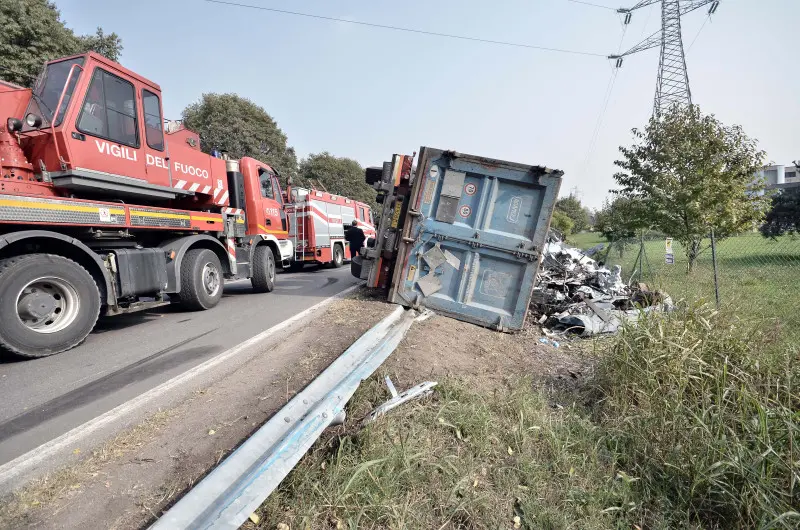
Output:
[160, 235, 232, 293]
[0, 229, 116, 305]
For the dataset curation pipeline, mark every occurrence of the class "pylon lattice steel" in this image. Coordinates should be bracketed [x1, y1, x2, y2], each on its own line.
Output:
[609, 0, 720, 117]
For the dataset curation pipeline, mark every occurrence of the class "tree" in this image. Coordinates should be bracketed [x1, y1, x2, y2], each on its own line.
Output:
[0, 0, 123, 87]
[555, 194, 589, 233]
[594, 196, 647, 258]
[760, 187, 800, 239]
[613, 105, 768, 272]
[550, 210, 574, 237]
[182, 93, 298, 182]
[297, 153, 377, 211]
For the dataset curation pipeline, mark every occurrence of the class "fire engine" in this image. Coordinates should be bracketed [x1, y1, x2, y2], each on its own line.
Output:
[0, 52, 295, 358]
[286, 188, 375, 269]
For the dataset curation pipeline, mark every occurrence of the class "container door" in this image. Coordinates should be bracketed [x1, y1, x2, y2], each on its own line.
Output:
[390, 148, 562, 330]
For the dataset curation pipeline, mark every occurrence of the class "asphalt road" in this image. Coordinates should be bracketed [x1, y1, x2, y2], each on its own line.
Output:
[0, 266, 360, 465]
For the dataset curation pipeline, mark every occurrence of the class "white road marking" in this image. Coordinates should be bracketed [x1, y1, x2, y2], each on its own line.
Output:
[0, 282, 364, 489]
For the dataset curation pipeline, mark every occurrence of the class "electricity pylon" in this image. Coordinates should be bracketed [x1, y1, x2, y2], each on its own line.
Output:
[609, 0, 720, 117]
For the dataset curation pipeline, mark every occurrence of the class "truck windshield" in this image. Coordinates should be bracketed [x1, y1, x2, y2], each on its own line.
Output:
[24, 57, 85, 130]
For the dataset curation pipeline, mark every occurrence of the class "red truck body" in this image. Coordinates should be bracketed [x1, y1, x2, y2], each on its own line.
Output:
[0, 52, 294, 358]
[286, 188, 375, 268]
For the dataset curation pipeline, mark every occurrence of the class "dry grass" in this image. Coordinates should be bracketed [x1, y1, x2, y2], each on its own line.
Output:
[253, 376, 630, 530]
[252, 304, 799, 530]
[0, 409, 171, 525]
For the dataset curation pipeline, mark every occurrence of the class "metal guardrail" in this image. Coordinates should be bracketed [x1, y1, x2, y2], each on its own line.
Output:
[150, 305, 416, 530]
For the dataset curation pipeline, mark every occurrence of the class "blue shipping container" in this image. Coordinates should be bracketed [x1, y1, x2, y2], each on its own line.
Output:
[389, 148, 562, 330]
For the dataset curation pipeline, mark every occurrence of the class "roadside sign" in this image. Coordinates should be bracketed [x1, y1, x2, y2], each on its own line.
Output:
[665, 253, 674, 265]
[665, 238, 673, 253]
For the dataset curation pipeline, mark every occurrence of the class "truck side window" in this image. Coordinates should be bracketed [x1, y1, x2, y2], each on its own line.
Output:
[77, 68, 138, 148]
[142, 90, 164, 151]
[258, 168, 274, 200]
[271, 175, 284, 205]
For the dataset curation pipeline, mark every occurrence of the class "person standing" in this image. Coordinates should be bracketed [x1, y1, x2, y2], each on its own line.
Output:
[345, 220, 366, 256]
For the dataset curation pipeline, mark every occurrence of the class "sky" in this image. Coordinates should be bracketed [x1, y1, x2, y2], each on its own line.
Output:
[55, 0, 798, 209]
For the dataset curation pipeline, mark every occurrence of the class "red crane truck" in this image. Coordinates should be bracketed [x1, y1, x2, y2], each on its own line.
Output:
[0, 52, 294, 358]
[285, 188, 375, 269]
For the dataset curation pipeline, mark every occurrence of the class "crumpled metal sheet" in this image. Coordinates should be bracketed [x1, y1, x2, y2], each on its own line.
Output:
[531, 235, 670, 336]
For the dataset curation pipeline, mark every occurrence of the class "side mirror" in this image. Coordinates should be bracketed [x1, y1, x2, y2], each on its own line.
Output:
[365, 167, 382, 185]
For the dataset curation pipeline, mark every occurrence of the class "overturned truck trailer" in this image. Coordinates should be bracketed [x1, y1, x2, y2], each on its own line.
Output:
[352, 147, 562, 331]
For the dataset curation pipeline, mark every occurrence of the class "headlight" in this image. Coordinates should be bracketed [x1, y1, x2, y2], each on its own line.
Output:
[25, 113, 43, 128]
[6, 118, 22, 132]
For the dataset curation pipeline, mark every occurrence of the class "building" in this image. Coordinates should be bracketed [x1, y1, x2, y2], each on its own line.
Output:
[759, 164, 799, 187]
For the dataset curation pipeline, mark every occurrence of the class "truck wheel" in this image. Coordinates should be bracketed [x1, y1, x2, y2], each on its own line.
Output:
[331, 244, 344, 268]
[0, 254, 101, 358]
[178, 248, 223, 310]
[251, 245, 276, 293]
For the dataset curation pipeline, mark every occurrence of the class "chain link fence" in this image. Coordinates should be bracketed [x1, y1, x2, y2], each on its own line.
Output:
[581, 231, 800, 343]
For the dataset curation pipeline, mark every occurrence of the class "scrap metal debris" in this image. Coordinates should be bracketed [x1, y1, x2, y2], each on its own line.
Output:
[531, 237, 672, 336]
[360, 376, 438, 426]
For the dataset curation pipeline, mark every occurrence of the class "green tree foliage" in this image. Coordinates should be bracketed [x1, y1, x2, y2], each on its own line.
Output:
[595, 196, 647, 242]
[0, 0, 122, 87]
[555, 194, 589, 233]
[613, 105, 768, 272]
[760, 187, 800, 239]
[182, 93, 298, 182]
[594, 196, 647, 258]
[297, 153, 377, 211]
[550, 210, 574, 236]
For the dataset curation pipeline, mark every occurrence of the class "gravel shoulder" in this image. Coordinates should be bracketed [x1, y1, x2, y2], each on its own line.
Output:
[0, 293, 394, 530]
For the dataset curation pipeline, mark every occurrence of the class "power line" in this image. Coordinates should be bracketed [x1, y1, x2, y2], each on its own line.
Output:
[581, 25, 627, 176]
[203, 0, 607, 57]
[565, 0, 616, 11]
[687, 14, 711, 52]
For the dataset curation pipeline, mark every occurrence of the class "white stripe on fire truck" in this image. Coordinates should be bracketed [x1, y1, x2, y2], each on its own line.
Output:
[174, 180, 187, 189]
[201, 185, 211, 194]
[218, 191, 229, 205]
[188, 183, 200, 192]
[213, 188, 221, 199]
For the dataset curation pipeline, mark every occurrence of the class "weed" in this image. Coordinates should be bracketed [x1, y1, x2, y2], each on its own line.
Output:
[595, 303, 800, 529]
[256, 377, 633, 530]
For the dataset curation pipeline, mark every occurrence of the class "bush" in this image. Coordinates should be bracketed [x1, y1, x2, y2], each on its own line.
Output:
[596, 305, 800, 529]
[551, 210, 574, 236]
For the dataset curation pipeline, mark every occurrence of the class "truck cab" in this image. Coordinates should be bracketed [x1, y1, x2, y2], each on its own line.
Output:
[0, 52, 294, 359]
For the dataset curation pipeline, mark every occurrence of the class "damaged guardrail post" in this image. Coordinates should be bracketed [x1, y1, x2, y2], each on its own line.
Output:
[150, 305, 417, 530]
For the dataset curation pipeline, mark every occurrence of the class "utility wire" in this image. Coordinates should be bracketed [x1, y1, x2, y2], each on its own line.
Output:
[203, 0, 607, 57]
[565, 0, 617, 10]
[687, 14, 711, 52]
[580, 24, 627, 176]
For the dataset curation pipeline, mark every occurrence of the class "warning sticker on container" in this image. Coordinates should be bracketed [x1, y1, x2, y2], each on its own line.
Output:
[464, 183, 477, 196]
[459, 205, 472, 218]
[98, 207, 111, 222]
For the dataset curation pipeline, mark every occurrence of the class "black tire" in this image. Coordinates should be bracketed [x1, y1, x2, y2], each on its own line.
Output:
[178, 248, 223, 310]
[251, 245, 276, 293]
[0, 253, 101, 359]
[331, 244, 344, 268]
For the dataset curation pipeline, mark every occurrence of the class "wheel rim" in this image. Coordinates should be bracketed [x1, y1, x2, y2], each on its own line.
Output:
[16, 277, 81, 334]
[202, 262, 221, 297]
[268, 254, 275, 281]
[335, 247, 343, 264]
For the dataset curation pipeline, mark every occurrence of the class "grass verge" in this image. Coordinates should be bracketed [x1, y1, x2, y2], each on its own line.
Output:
[255, 304, 799, 530]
